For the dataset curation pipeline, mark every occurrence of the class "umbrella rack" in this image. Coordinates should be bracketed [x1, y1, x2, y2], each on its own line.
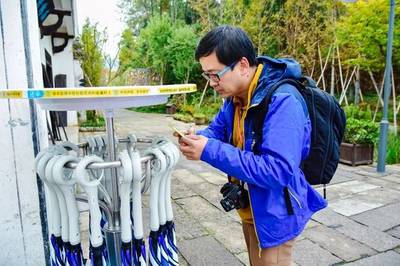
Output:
[1, 85, 196, 266]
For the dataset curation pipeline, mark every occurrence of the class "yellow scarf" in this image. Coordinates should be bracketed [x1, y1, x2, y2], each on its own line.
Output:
[231, 64, 263, 224]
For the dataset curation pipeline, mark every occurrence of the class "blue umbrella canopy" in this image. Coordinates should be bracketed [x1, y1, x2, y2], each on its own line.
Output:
[132, 238, 146, 266]
[120, 242, 133, 266]
[65, 243, 84, 266]
[50, 234, 66, 266]
[149, 230, 162, 266]
[90, 242, 108, 266]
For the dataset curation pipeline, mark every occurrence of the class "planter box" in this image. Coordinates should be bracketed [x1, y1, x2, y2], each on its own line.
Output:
[339, 142, 374, 166]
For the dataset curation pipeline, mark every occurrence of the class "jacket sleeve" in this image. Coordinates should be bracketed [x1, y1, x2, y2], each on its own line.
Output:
[196, 102, 229, 141]
[200, 89, 309, 190]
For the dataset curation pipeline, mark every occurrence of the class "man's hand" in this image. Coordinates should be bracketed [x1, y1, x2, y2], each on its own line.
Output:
[179, 134, 208, 160]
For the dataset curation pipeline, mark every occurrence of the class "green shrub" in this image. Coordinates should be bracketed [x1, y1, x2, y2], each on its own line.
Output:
[386, 132, 400, 164]
[344, 104, 373, 120]
[344, 118, 379, 144]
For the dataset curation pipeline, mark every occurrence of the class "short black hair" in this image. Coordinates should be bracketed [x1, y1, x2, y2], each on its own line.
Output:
[195, 25, 257, 66]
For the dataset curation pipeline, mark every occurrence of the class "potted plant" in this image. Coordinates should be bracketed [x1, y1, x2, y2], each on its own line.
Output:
[339, 117, 379, 166]
[193, 112, 206, 125]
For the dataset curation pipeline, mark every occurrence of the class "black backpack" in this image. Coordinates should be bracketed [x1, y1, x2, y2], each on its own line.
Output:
[251, 76, 346, 201]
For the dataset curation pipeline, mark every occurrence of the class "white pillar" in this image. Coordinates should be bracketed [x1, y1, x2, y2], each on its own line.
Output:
[0, 0, 47, 264]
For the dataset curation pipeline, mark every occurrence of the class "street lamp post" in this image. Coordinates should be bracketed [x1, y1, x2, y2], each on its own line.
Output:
[377, 0, 396, 173]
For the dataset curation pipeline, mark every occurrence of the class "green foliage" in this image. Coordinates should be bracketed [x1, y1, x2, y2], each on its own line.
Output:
[386, 132, 400, 164]
[337, 0, 400, 71]
[344, 104, 373, 121]
[138, 16, 174, 84]
[344, 118, 379, 144]
[167, 25, 198, 83]
[80, 115, 105, 128]
[271, 0, 335, 74]
[119, 29, 143, 71]
[73, 19, 106, 86]
[128, 104, 166, 114]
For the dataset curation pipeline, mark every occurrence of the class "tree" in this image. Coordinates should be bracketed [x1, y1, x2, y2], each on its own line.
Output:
[167, 24, 198, 83]
[73, 19, 106, 124]
[337, 0, 400, 72]
[271, 0, 335, 74]
[73, 19, 106, 86]
[137, 16, 174, 84]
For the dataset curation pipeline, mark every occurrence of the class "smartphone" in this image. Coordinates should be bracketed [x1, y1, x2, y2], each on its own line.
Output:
[170, 125, 187, 138]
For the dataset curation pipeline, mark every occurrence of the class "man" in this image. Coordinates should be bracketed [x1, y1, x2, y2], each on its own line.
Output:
[178, 25, 327, 266]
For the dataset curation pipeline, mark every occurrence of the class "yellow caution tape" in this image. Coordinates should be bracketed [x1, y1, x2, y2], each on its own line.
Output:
[0, 84, 196, 99]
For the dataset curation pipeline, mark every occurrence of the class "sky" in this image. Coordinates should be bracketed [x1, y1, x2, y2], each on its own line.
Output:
[76, 0, 125, 57]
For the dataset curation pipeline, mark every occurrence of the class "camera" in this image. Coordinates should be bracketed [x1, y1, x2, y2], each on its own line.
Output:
[219, 182, 249, 212]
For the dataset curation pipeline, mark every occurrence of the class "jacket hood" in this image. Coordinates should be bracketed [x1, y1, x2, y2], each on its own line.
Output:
[251, 56, 302, 105]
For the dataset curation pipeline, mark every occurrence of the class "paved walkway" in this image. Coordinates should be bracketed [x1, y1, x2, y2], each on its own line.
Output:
[79, 109, 400, 265]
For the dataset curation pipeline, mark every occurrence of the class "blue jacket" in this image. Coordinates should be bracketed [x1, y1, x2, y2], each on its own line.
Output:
[197, 56, 327, 248]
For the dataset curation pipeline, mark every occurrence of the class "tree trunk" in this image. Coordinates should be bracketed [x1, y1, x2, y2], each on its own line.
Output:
[354, 66, 360, 104]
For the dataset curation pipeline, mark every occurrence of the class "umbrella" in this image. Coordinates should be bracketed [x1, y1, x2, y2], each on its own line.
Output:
[160, 140, 180, 266]
[143, 147, 167, 266]
[128, 137, 147, 266]
[53, 154, 84, 266]
[154, 140, 177, 265]
[74, 155, 108, 265]
[118, 150, 133, 265]
[46, 155, 71, 264]
[35, 148, 66, 265]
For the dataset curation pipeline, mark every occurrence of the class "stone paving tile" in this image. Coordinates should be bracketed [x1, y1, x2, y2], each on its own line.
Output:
[170, 176, 196, 199]
[343, 250, 400, 266]
[387, 225, 400, 239]
[292, 239, 342, 266]
[316, 180, 379, 201]
[313, 208, 400, 252]
[354, 169, 390, 178]
[173, 169, 205, 185]
[176, 196, 224, 223]
[351, 202, 400, 231]
[329, 197, 383, 216]
[185, 179, 222, 210]
[201, 218, 246, 254]
[382, 174, 400, 184]
[198, 171, 227, 185]
[179, 236, 244, 266]
[172, 201, 208, 240]
[303, 225, 376, 261]
[235, 252, 249, 266]
[338, 164, 364, 172]
[334, 168, 368, 179]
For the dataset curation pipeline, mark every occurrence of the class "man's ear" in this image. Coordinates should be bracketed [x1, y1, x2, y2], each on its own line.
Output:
[238, 57, 251, 76]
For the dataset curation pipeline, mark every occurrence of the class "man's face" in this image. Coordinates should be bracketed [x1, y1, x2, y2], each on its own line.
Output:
[199, 52, 243, 98]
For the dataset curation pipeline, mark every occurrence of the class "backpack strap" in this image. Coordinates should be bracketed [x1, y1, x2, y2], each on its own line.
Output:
[250, 78, 308, 216]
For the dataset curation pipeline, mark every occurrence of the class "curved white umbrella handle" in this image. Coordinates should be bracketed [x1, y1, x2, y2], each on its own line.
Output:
[118, 150, 133, 243]
[144, 148, 167, 232]
[52, 155, 81, 246]
[46, 155, 70, 243]
[74, 155, 104, 248]
[130, 148, 143, 239]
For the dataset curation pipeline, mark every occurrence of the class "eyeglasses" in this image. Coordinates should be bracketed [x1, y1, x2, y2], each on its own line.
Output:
[201, 61, 238, 82]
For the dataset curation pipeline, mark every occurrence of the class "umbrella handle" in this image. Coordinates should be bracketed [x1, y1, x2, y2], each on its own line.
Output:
[158, 143, 176, 226]
[163, 141, 180, 221]
[46, 156, 70, 243]
[144, 148, 167, 232]
[118, 150, 133, 243]
[130, 149, 144, 239]
[74, 155, 105, 248]
[52, 155, 81, 246]
[36, 152, 62, 237]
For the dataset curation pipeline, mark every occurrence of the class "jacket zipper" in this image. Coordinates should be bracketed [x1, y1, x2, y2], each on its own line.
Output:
[245, 104, 263, 257]
[288, 188, 303, 209]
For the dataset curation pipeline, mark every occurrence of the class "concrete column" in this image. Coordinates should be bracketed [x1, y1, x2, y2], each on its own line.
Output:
[0, 0, 47, 264]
